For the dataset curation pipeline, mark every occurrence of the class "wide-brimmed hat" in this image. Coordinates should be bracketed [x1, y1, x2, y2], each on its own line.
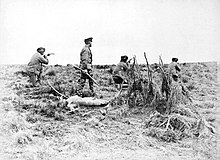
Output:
[37, 47, 45, 52]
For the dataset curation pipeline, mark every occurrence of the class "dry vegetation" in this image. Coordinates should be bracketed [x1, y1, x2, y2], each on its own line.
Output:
[0, 60, 219, 160]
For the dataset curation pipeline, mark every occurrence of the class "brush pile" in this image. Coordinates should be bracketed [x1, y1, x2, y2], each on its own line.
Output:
[126, 54, 161, 109]
[121, 54, 215, 142]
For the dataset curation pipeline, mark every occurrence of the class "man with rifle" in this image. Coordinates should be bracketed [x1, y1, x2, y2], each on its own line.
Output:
[27, 47, 54, 87]
[76, 37, 95, 97]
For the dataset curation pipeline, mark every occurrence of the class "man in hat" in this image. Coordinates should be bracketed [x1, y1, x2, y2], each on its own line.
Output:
[77, 37, 95, 96]
[27, 47, 49, 87]
[161, 58, 181, 100]
[112, 55, 130, 87]
[167, 57, 181, 81]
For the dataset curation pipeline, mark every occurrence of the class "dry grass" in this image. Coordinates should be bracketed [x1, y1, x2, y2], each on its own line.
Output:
[0, 62, 218, 160]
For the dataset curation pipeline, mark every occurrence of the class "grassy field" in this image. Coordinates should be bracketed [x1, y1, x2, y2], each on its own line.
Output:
[0, 62, 219, 160]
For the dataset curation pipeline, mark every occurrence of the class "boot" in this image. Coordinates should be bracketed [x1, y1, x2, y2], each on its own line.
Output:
[90, 88, 97, 97]
[36, 79, 41, 85]
[89, 84, 95, 97]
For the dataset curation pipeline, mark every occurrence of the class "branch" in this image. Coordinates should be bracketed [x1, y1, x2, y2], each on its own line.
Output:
[73, 65, 99, 86]
[144, 52, 150, 79]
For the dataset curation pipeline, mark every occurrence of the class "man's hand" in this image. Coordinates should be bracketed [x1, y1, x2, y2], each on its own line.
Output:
[87, 64, 92, 70]
[82, 69, 88, 74]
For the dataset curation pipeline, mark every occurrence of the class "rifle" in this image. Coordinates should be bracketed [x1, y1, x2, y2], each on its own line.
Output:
[73, 65, 99, 86]
[47, 53, 55, 56]
[47, 79, 69, 99]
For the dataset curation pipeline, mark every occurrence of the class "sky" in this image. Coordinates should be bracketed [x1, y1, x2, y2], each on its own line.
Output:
[0, 0, 219, 65]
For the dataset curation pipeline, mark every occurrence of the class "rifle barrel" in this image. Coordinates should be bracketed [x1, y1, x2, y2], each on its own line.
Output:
[73, 65, 99, 86]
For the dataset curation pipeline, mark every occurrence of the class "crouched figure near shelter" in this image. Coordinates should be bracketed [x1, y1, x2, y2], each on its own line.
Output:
[112, 55, 130, 89]
[26, 47, 49, 87]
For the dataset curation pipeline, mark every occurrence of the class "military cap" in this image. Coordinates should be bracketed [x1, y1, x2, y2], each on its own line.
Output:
[172, 58, 178, 62]
[84, 37, 93, 43]
[37, 47, 45, 52]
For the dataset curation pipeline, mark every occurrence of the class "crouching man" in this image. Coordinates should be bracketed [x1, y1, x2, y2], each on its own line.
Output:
[112, 55, 130, 89]
[26, 47, 49, 87]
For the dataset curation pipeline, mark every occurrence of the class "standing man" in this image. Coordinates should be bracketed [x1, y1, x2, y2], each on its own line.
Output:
[77, 37, 95, 97]
[26, 47, 49, 87]
[162, 57, 182, 100]
[168, 57, 181, 81]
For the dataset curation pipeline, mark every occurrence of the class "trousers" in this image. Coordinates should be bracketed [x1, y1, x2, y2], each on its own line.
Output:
[28, 71, 42, 87]
[78, 69, 94, 91]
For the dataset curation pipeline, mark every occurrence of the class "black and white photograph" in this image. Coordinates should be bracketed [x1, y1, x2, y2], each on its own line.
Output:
[0, 0, 219, 159]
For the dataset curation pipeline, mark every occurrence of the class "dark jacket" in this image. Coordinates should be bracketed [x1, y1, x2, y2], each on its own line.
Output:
[168, 61, 181, 77]
[113, 62, 129, 79]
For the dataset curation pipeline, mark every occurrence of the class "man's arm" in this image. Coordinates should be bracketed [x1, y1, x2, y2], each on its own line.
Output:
[38, 54, 49, 64]
[122, 62, 129, 71]
[175, 64, 181, 72]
